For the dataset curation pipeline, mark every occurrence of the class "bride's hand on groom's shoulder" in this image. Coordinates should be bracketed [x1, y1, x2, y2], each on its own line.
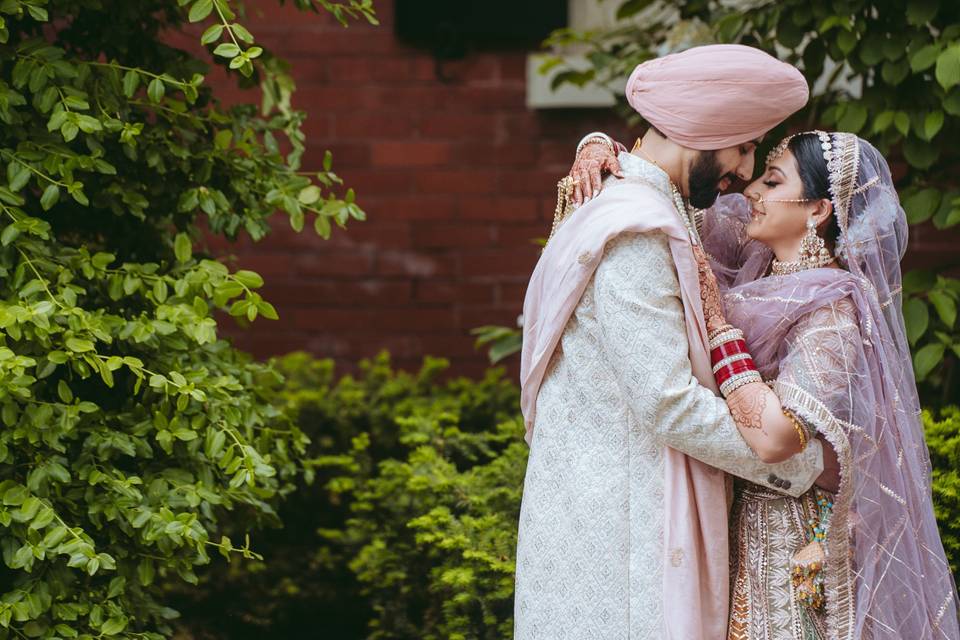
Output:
[569, 142, 622, 206]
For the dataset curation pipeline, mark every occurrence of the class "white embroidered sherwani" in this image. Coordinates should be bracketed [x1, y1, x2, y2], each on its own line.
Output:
[514, 155, 825, 640]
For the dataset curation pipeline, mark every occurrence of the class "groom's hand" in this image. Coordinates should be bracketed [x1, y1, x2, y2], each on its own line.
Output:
[814, 435, 840, 493]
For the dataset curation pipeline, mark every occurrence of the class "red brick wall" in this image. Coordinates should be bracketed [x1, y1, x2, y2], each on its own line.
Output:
[207, 2, 957, 378]
[208, 1, 629, 377]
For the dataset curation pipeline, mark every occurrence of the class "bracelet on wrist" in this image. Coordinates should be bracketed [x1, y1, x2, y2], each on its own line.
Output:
[782, 407, 809, 450]
[708, 323, 734, 341]
[719, 370, 763, 397]
[576, 132, 615, 157]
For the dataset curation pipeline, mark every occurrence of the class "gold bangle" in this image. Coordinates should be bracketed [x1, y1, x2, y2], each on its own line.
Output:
[782, 407, 808, 450]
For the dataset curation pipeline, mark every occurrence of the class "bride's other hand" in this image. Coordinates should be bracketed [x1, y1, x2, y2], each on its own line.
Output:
[569, 141, 622, 206]
[693, 245, 726, 334]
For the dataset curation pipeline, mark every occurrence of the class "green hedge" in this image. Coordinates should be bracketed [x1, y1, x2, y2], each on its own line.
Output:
[171, 352, 960, 639]
[173, 353, 526, 640]
[924, 405, 960, 580]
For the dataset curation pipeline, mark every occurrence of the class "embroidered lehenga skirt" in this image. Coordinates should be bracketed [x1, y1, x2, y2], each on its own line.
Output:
[728, 481, 829, 640]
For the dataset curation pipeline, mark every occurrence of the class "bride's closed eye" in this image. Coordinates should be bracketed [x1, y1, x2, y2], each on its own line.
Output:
[763, 180, 779, 188]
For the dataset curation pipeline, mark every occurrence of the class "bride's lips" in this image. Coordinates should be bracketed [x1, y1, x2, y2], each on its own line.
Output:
[718, 177, 731, 191]
[750, 208, 764, 220]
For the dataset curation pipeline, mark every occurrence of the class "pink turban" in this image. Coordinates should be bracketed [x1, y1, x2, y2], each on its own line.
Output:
[626, 44, 809, 151]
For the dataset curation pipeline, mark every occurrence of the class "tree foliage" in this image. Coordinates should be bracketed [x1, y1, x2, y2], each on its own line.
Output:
[0, 1, 372, 637]
[543, 0, 960, 403]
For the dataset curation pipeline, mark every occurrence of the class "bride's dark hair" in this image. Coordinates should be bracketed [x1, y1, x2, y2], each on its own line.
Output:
[788, 133, 841, 252]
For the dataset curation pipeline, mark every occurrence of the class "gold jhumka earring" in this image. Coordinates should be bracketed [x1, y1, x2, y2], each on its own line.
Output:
[771, 217, 835, 275]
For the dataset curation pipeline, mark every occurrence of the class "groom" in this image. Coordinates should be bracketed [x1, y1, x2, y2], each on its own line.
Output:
[515, 45, 829, 640]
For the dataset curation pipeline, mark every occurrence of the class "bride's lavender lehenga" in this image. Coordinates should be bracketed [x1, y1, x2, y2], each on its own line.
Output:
[702, 134, 959, 640]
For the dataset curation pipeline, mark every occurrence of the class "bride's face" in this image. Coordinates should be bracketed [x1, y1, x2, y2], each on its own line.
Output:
[742, 149, 828, 248]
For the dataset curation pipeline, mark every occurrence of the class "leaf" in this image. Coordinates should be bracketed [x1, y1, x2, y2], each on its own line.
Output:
[138, 559, 155, 586]
[65, 338, 94, 353]
[257, 300, 278, 320]
[944, 89, 960, 116]
[903, 135, 939, 170]
[69, 184, 88, 206]
[57, 380, 73, 403]
[314, 214, 331, 239]
[231, 23, 254, 44]
[8, 162, 30, 191]
[298, 185, 321, 205]
[100, 616, 127, 635]
[837, 103, 867, 133]
[914, 343, 945, 381]
[881, 59, 909, 85]
[61, 121, 79, 142]
[289, 207, 304, 232]
[107, 576, 126, 599]
[213, 43, 241, 59]
[122, 70, 139, 97]
[923, 110, 944, 140]
[188, 0, 213, 22]
[903, 188, 942, 224]
[910, 44, 941, 72]
[935, 46, 960, 90]
[200, 23, 224, 44]
[894, 111, 910, 136]
[872, 110, 894, 133]
[904, 298, 930, 345]
[1, 223, 19, 246]
[929, 291, 957, 327]
[40, 183, 59, 210]
[147, 77, 165, 103]
[836, 29, 857, 55]
[174, 232, 192, 263]
[906, 0, 938, 26]
[26, 4, 48, 21]
[233, 270, 263, 288]
[153, 278, 168, 302]
[214, 129, 232, 149]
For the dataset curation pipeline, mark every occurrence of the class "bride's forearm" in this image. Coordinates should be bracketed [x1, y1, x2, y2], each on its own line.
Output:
[726, 382, 806, 463]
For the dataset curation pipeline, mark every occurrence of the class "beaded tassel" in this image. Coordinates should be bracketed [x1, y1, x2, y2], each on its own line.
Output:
[791, 495, 834, 610]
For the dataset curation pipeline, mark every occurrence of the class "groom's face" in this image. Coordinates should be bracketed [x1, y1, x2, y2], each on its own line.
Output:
[687, 140, 760, 209]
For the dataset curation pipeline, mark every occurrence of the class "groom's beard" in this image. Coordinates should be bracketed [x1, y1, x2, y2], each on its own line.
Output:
[688, 151, 726, 209]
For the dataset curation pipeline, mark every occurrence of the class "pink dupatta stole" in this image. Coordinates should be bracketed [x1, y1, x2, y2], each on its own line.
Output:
[520, 177, 730, 640]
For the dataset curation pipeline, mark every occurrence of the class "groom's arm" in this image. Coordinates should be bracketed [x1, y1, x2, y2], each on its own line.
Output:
[593, 231, 822, 497]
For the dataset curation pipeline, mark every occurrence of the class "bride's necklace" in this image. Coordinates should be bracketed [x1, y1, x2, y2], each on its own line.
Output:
[632, 141, 703, 244]
[770, 254, 836, 275]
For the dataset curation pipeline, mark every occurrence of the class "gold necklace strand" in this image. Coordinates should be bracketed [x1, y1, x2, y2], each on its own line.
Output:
[770, 255, 836, 275]
[547, 175, 576, 245]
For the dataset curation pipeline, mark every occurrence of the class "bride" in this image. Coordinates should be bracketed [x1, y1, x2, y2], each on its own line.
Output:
[569, 130, 960, 639]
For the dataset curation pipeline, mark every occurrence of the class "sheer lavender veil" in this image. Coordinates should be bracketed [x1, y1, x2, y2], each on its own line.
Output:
[702, 134, 959, 639]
